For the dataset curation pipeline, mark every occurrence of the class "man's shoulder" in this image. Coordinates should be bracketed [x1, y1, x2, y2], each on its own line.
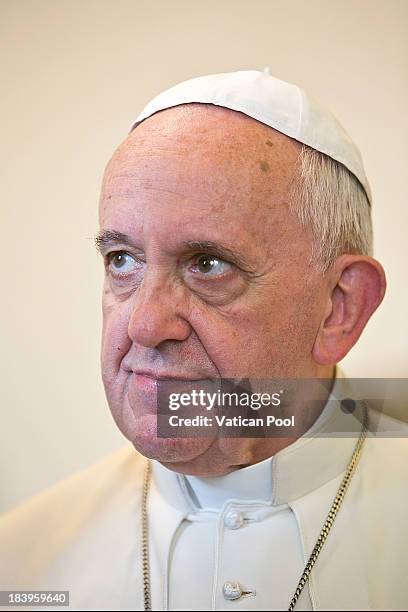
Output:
[362, 406, 408, 494]
[0, 445, 146, 590]
[366, 403, 408, 440]
[1, 445, 145, 528]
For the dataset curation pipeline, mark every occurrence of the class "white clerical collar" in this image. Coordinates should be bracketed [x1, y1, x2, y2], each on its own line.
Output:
[184, 455, 273, 510]
[152, 368, 365, 510]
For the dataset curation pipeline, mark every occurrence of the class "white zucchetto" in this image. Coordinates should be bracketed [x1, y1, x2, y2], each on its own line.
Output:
[129, 69, 372, 204]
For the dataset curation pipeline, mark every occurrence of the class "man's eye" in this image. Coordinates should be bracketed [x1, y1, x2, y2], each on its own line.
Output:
[107, 251, 139, 274]
[190, 254, 232, 277]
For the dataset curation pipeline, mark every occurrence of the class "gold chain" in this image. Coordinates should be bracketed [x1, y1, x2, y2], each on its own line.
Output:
[141, 405, 368, 611]
[288, 404, 368, 610]
[141, 459, 152, 611]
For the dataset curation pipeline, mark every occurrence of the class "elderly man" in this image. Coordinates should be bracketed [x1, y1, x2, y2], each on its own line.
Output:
[0, 70, 407, 611]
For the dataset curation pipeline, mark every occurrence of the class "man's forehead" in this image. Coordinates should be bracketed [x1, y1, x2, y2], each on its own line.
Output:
[105, 104, 301, 173]
[101, 104, 301, 211]
[98, 106, 309, 266]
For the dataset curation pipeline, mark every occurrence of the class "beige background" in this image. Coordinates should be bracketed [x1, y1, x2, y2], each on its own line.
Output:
[1, 0, 407, 514]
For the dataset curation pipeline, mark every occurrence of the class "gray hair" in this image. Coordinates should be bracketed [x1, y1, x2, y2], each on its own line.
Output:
[289, 146, 373, 272]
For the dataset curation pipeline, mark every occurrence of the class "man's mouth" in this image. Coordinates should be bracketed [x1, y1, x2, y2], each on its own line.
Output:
[126, 368, 215, 396]
[132, 369, 208, 382]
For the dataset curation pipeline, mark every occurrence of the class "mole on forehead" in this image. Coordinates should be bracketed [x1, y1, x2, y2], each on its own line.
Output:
[106, 117, 298, 189]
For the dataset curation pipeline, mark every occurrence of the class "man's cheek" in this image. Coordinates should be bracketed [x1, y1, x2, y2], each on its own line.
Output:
[201, 329, 255, 377]
[197, 307, 272, 377]
[101, 302, 132, 366]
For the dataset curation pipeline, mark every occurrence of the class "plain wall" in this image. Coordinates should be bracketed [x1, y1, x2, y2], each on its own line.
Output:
[1, 0, 407, 514]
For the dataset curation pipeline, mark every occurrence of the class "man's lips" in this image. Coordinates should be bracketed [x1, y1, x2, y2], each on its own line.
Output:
[127, 370, 216, 404]
[124, 366, 213, 382]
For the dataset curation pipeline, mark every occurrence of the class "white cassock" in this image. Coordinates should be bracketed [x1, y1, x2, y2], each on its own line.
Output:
[1, 373, 408, 611]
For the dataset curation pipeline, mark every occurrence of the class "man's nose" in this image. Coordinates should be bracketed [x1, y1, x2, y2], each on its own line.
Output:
[127, 269, 192, 348]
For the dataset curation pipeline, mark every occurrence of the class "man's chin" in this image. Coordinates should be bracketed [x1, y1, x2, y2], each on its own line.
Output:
[131, 433, 214, 464]
[118, 411, 214, 463]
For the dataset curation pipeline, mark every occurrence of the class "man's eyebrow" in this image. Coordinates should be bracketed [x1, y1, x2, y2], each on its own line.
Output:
[94, 233, 254, 271]
[94, 230, 136, 254]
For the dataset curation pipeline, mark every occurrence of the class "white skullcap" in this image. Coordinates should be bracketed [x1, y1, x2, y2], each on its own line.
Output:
[129, 69, 371, 205]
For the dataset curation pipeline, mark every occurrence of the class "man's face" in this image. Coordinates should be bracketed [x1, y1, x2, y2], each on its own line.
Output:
[98, 104, 328, 467]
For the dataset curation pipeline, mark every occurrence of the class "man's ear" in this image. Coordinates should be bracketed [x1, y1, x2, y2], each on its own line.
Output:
[312, 255, 387, 365]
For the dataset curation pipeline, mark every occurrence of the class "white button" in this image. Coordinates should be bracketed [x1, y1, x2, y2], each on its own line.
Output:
[223, 581, 243, 601]
[224, 510, 244, 530]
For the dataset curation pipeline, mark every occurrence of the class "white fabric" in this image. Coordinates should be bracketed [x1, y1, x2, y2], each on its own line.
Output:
[1, 376, 408, 610]
[129, 69, 372, 204]
[149, 373, 361, 610]
[184, 454, 273, 509]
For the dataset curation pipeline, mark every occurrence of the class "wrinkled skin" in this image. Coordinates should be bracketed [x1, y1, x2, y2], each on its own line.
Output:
[98, 104, 385, 476]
